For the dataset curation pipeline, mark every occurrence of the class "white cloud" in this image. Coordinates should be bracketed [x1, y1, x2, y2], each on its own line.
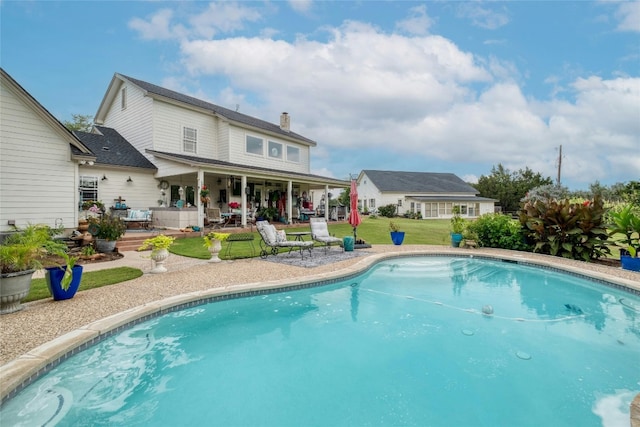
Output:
[189, 2, 262, 38]
[456, 3, 510, 30]
[396, 5, 434, 36]
[129, 9, 183, 40]
[615, 1, 640, 32]
[289, 0, 313, 14]
[129, 4, 638, 188]
[129, 2, 262, 41]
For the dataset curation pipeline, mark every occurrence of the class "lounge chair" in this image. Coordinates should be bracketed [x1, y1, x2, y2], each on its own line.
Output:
[256, 220, 313, 259]
[206, 208, 224, 229]
[310, 218, 343, 253]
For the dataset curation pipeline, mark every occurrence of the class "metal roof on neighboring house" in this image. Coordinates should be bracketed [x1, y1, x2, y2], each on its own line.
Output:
[73, 126, 157, 170]
[118, 74, 317, 147]
[360, 170, 479, 194]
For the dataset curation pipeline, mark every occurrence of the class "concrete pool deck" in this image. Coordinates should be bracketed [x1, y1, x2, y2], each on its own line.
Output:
[1, 245, 639, 420]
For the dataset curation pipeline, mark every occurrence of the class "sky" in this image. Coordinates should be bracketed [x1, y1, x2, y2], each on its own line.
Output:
[1, 1, 639, 191]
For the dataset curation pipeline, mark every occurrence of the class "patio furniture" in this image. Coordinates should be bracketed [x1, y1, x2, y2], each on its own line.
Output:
[206, 208, 224, 229]
[225, 233, 256, 258]
[310, 218, 343, 253]
[123, 209, 153, 229]
[256, 220, 313, 259]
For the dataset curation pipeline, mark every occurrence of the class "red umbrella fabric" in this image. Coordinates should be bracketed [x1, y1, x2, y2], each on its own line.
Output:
[348, 179, 361, 240]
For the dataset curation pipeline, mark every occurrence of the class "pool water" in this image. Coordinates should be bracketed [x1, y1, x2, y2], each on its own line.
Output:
[2, 257, 639, 426]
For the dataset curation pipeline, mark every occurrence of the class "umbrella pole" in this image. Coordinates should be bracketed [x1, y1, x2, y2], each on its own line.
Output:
[353, 227, 357, 242]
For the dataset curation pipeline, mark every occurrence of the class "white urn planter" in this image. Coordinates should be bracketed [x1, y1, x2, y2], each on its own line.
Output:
[208, 239, 222, 263]
[0, 269, 35, 314]
[150, 248, 169, 273]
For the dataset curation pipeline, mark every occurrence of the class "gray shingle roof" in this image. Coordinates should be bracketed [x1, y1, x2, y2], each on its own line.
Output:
[362, 170, 479, 194]
[74, 126, 157, 170]
[118, 74, 316, 146]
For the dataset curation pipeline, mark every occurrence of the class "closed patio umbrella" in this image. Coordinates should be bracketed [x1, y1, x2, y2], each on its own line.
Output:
[348, 179, 362, 242]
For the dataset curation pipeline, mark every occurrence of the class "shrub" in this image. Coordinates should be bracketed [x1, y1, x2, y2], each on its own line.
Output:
[378, 204, 397, 218]
[518, 195, 610, 261]
[467, 214, 530, 251]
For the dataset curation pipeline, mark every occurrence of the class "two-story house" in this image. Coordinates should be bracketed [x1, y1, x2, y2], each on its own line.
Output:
[356, 170, 496, 219]
[91, 73, 348, 228]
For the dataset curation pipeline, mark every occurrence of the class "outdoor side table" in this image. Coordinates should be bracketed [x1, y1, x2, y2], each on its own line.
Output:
[287, 231, 311, 241]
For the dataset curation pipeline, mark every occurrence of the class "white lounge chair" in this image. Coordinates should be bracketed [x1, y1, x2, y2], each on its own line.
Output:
[206, 208, 224, 229]
[256, 220, 313, 259]
[310, 218, 343, 253]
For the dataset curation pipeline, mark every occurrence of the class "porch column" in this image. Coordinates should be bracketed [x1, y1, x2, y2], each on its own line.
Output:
[241, 175, 247, 227]
[324, 185, 329, 220]
[287, 180, 293, 224]
[197, 170, 204, 230]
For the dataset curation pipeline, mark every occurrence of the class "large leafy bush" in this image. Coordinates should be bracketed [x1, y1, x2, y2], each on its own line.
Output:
[467, 213, 530, 251]
[378, 204, 398, 218]
[518, 195, 610, 261]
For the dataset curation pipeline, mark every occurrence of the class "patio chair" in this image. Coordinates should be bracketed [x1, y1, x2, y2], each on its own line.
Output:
[310, 218, 343, 253]
[207, 208, 224, 229]
[256, 220, 313, 259]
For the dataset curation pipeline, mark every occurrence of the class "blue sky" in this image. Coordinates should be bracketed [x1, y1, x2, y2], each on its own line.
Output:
[2, 1, 639, 190]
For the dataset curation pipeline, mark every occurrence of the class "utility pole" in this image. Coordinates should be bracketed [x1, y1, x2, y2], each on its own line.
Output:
[557, 145, 562, 185]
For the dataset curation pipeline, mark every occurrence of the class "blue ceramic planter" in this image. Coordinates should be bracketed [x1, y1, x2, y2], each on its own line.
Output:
[390, 231, 405, 245]
[620, 255, 640, 272]
[451, 233, 463, 247]
[45, 265, 83, 301]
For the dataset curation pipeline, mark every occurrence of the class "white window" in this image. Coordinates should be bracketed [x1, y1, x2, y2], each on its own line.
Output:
[287, 145, 300, 163]
[369, 199, 376, 208]
[79, 176, 98, 209]
[183, 127, 197, 153]
[246, 135, 263, 155]
[397, 199, 403, 207]
[268, 141, 283, 159]
[121, 87, 127, 110]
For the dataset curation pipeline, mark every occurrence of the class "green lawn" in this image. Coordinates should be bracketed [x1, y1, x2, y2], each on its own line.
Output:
[170, 217, 452, 261]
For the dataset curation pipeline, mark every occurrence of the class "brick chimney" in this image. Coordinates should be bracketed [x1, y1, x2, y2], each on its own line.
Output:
[280, 112, 290, 132]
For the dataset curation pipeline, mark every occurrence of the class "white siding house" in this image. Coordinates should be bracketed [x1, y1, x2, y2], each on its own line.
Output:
[94, 73, 347, 227]
[0, 68, 95, 233]
[357, 170, 496, 219]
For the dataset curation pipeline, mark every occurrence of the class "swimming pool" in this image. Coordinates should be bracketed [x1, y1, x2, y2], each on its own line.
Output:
[2, 256, 639, 426]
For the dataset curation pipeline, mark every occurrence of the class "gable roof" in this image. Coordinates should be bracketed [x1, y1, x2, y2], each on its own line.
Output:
[73, 126, 157, 170]
[95, 73, 316, 146]
[360, 170, 479, 194]
[1, 67, 95, 161]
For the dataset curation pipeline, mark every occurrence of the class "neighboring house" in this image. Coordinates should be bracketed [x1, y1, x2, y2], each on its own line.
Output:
[0, 68, 96, 234]
[356, 170, 496, 219]
[94, 73, 348, 227]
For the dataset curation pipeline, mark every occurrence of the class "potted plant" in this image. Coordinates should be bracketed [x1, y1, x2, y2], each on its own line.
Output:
[45, 249, 83, 301]
[138, 234, 175, 273]
[200, 185, 211, 206]
[203, 232, 230, 263]
[450, 206, 465, 247]
[89, 214, 126, 253]
[389, 221, 405, 245]
[608, 203, 640, 271]
[0, 224, 65, 313]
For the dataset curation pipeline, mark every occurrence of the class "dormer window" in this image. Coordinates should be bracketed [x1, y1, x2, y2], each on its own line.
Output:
[183, 126, 197, 153]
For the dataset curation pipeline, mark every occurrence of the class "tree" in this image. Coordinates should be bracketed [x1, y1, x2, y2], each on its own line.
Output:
[472, 164, 552, 213]
[62, 114, 93, 132]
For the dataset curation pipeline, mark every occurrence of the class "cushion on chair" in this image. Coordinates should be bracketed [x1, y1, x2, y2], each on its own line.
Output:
[276, 230, 287, 243]
[310, 218, 331, 238]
